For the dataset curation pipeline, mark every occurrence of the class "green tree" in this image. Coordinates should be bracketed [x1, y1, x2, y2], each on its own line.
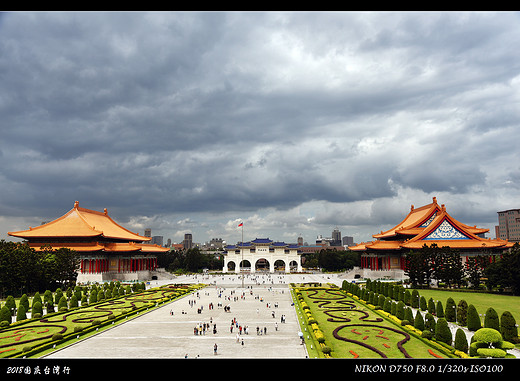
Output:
[465, 255, 489, 289]
[185, 248, 203, 272]
[485, 243, 520, 295]
[434, 246, 464, 288]
[404, 246, 436, 288]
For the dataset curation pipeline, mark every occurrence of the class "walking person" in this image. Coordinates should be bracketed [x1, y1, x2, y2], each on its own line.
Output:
[214, 343, 218, 355]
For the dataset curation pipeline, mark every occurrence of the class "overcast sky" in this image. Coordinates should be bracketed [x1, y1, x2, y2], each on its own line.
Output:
[1, 11, 520, 246]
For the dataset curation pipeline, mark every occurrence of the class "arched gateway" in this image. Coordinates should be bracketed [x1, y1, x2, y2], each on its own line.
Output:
[223, 238, 302, 273]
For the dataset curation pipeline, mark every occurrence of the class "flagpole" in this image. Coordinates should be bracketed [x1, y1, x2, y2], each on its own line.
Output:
[241, 222, 244, 288]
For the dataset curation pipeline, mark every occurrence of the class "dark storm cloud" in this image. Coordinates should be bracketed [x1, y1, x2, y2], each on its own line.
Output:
[1, 11, 520, 242]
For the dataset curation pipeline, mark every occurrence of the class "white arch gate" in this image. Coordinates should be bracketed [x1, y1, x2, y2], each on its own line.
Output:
[223, 239, 302, 274]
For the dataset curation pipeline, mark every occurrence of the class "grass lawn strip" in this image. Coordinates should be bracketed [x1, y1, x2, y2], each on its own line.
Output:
[293, 284, 455, 359]
[0, 284, 204, 358]
[291, 286, 323, 358]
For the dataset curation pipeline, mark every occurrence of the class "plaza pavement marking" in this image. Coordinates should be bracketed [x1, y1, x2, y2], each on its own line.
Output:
[45, 283, 307, 358]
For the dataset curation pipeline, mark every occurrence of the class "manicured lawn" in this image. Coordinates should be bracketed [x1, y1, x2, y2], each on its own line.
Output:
[0, 284, 203, 358]
[293, 286, 453, 359]
[412, 289, 520, 324]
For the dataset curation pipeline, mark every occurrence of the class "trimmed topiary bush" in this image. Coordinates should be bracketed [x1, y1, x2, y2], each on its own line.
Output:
[454, 328, 468, 353]
[470, 328, 515, 358]
[404, 289, 411, 306]
[435, 318, 452, 345]
[51, 333, 63, 341]
[467, 304, 481, 331]
[404, 307, 414, 323]
[419, 296, 427, 311]
[445, 297, 456, 322]
[32, 301, 43, 317]
[414, 310, 425, 331]
[1, 305, 12, 324]
[484, 307, 500, 331]
[424, 312, 436, 334]
[436, 300, 444, 318]
[411, 289, 420, 308]
[427, 298, 436, 314]
[457, 299, 468, 326]
[383, 297, 392, 313]
[16, 304, 26, 322]
[500, 311, 519, 344]
[396, 301, 405, 320]
[58, 296, 68, 311]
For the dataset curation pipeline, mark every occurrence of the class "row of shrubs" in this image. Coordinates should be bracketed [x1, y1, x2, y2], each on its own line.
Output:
[344, 281, 517, 358]
[0, 282, 147, 326]
[342, 279, 519, 344]
[1, 284, 202, 358]
[293, 288, 332, 357]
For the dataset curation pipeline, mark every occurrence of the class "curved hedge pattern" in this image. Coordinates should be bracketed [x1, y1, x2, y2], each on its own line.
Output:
[295, 286, 447, 358]
[0, 284, 202, 358]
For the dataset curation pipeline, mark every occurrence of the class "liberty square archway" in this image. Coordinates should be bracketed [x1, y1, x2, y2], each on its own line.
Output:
[223, 238, 302, 274]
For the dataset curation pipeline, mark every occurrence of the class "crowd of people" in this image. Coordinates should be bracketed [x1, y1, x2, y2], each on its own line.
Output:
[175, 280, 292, 357]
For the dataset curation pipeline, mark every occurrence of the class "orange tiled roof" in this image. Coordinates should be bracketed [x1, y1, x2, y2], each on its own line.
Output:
[27, 242, 105, 252]
[356, 197, 513, 253]
[8, 201, 150, 242]
[373, 198, 442, 239]
[26, 241, 169, 253]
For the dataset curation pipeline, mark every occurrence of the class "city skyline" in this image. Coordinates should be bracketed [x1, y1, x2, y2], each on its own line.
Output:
[1, 12, 520, 245]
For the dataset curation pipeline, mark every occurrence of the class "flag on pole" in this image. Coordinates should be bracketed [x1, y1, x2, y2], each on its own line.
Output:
[238, 222, 243, 227]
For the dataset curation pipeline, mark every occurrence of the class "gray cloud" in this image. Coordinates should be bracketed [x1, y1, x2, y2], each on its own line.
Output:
[1, 11, 520, 243]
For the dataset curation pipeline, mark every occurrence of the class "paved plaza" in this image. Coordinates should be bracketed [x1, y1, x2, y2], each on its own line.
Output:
[46, 273, 343, 359]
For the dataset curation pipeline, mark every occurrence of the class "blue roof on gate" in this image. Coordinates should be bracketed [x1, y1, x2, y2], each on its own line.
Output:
[224, 240, 301, 251]
[251, 238, 273, 244]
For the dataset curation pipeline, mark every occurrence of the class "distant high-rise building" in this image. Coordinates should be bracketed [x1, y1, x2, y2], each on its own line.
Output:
[297, 236, 303, 246]
[342, 236, 354, 246]
[183, 233, 193, 249]
[144, 228, 151, 238]
[151, 236, 163, 246]
[332, 228, 342, 246]
[497, 209, 520, 242]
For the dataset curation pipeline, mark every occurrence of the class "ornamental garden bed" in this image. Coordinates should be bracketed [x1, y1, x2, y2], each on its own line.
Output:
[0, 284, 203, 358]
[292, 284, 455, 359]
